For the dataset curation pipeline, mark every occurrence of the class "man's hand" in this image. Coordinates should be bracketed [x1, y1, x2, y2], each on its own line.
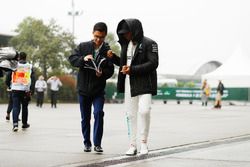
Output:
[96, 70, 102, 77]
[121, 65, 130, 75]
[83, 55, 94, 61]
[25, 91, 32, 101]
[106, 50, 113, 58]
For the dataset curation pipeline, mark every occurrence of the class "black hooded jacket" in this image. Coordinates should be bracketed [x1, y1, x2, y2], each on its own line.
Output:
[112, 19, 159, 97]
[68, 40, 114, 97]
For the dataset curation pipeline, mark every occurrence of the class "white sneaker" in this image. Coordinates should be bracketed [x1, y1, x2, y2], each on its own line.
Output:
[126, 146, 137, 156]
[140, 143, 148, 155]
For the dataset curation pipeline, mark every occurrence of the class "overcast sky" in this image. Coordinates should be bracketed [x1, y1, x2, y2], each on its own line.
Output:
[1, 0, 250, 75]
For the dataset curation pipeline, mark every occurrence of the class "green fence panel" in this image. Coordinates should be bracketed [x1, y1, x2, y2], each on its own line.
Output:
[154, 87, 249, 101]
[104, 84, 249, 101]
[105, 83, 124, 100]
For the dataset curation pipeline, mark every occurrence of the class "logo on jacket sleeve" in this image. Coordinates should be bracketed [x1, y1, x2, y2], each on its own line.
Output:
[151, 43, 158, 53]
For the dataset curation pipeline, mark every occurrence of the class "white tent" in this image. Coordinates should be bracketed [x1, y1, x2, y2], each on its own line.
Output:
[201, 47, 250, 88]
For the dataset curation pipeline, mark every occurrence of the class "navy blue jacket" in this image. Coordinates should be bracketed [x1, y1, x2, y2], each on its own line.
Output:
[68, 41, 114, 97]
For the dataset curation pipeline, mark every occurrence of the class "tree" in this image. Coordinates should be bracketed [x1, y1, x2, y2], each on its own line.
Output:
[105, 33, 120, 55]
[105, 32, 121, 79]
[9, 17, 75, 79]
[185, 81, 195, 88]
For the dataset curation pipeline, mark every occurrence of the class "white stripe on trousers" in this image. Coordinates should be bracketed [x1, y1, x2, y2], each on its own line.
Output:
[124, 76, 151, 146]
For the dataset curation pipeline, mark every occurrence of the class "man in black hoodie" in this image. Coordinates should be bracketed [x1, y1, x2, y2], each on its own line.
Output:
[107, 18, 159, 155]
[69, 22, 114, 153]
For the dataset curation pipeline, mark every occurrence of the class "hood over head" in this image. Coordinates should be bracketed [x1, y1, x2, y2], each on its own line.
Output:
[116, 18, 144, 44]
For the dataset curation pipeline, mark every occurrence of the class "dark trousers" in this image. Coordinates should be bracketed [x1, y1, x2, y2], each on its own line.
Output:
[12, 91, 29, 126]
[50, 90, 58, 108]
[79, 94, 105, 147]
[7, 91, 13, 114]
[36, 92, 44, 107]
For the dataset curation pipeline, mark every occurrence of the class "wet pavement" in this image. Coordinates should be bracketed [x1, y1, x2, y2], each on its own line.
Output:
[0, 101, 250, 167]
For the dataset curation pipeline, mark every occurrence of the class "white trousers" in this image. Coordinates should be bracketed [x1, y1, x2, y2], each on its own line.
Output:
[124, 76, 151, 146]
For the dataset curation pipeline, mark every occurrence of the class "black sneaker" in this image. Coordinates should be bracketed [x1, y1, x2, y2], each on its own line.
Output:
[94, 146, 103, 153]
[22, 124, 30, 129]
[13, 126, 18, 132]
[84, 145, 91, 152]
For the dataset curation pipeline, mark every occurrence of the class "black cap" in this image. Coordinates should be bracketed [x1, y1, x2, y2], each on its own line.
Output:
[118, 22, 130, 34]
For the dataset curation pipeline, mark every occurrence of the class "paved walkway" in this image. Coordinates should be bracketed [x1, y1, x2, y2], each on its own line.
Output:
[0, 102, 250, 167]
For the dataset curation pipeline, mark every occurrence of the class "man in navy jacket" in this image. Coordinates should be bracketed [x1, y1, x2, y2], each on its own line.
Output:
[69, 22, 114, 153]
